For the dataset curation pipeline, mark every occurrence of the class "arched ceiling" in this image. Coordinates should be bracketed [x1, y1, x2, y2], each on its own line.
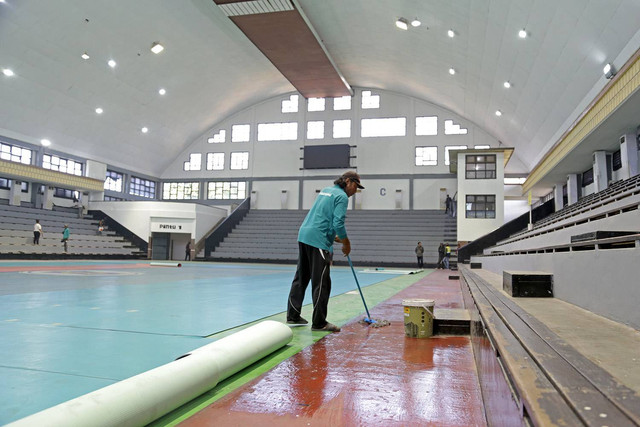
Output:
[1, 0, 639, 179]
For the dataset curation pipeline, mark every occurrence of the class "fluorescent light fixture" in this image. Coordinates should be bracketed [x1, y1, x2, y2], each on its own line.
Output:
[108, 59, 116, 68]
[95, 107, 103, 114]
[518, 29, 527, 38]
[447, 29, 455, 38]
[151, 42, 164, 54]
[2, 68, 14, 77]
[141, 127, 148, 133]
[503, 81, 511, 88]
[41, 139, 51, 147]
[158, 88, 166, 95]
[495, 110, 502, 116]
[411, 18, 421, 27]
[603, 63, 616, 79]
[395, 18, 408, 30]
[449, 68, 456, 75]
[504, 177, 526, 185]
[81, 52, 90, 60]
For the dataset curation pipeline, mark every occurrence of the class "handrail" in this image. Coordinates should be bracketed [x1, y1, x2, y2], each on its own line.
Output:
[204, 197, 251, 257]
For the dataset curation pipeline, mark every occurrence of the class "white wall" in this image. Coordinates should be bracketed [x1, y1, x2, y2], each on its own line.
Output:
[251, 180, 299, 209]
[413, 178, 457, 210]
[504, 199, 530, 223]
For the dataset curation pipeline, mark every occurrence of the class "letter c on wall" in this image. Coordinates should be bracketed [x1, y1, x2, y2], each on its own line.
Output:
[380, 188, 386, 196]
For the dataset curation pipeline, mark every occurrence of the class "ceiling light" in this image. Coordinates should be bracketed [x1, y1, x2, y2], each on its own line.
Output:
[158, 88, 166, 95]
[2, 68, 14, 77]
[395, 18, 408, 30]
[495, 110, 502, 117]
[603, 63, 616, 79]
[41, 139, 51, 147]
[518, 29, 527, 38]
[411, 18, 421, 27]
[448, 29, 455, 38]
[503, 81, 511, 88]
[141, 127, 148, 133]
[95, 107, 103, 114]
[81, 52, 90, 60]
[150, 42, 164, 54]
[108, 59, 116, 68]
[449, 68, 456, 75]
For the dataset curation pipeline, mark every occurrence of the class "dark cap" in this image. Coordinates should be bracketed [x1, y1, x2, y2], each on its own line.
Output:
[341, 171, 364, 189]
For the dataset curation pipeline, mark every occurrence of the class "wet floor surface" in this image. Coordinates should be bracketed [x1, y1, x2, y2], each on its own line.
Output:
[181, 270, 487, 426]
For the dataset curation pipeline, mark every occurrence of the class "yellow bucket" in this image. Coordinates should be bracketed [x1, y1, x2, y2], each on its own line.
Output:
[403, 299, 435, 338]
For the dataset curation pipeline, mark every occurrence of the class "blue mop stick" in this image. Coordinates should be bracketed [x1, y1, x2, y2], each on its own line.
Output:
[347, 255, 376, 324]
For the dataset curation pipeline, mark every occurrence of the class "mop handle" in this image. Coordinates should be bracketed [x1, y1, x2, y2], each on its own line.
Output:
[347, 255, 372, 319]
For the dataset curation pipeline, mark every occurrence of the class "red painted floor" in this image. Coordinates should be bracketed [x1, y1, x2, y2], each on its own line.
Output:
[181, 270, 487, 426]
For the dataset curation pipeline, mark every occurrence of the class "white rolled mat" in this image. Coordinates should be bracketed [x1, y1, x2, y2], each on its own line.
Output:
[8, 320, 293, 427]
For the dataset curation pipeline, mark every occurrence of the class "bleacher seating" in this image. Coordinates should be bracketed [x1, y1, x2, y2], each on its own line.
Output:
[209, 209, 457, 267]
[0, 203, 145, 258]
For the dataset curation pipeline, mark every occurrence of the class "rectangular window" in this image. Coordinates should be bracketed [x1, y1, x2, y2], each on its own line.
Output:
[307, 97, 325, 112]
[582, 168, 594, 187]
[465, 154, 496, 179]
[206, 152, 225, 170]
[129, 176, 156, 198]
[230, 152, 249, 170]
[105, 170, 123, 192]
[281, 95, 299, 113]
[474, 145, 491, 149]
[207, 130, 225, 144]
[183, 153, 202, 171]
[361, 117, 406, 137]
[333, 96, 352, 111]
[415, 116, 438, 136]
[0, 142, 32, 165]
[207, 181, 247, 200]
[257, 122, 297, 141]
[361, 90, 380, 109]
[0, 177, 9, 189]
[445, 145, 468, 165]
[465, 194, 496, 219]
[504, 177, 526, 185]
[444, 119, 468, 135]
[54, 188, 79, 200]
[42, 154, 83, 176]
[333, 119, 351, 138]
[231, 124, 251, 142]
[163, 182, 200, 200]
[307, 121, 324, 139]
[104, 195, 124, 201]
[612, 150, 622, 171]
[415, 146, 438, 166]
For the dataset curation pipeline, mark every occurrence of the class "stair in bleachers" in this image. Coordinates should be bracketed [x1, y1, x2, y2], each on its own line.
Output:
[209, 209, 457, 267]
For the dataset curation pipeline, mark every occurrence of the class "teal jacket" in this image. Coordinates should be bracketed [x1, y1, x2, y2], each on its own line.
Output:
[62, 228, 69, 239]
[298, 185, 348, 251]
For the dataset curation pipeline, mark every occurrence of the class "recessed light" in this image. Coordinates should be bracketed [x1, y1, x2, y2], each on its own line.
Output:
[108, 59, 116, 68]
[518, 29, 527, 38]
[81, 52, 90, 60]
[158, 88, 166, 95]
[495, 110, 502, 117]
[95, 107, 103, 114]
[395, 18, 408, 30]
[2, 68, 14, 77]
[411, 18, 421, 27]
[504, 81, 511, 88]
[141, 127, 148, 133]
[41, 139, 51, 147]
[449, 68, 456, 75]
[448, 29, 455, 38]
[151, 42, 164, 54]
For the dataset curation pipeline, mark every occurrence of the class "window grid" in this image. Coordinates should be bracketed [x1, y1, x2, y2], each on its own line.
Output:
[206, 152, 225, 170]
[163, 182, 200, 200]
[465, 194, 496, 219]
[105, 170, 123, 192]
[42, 154, 83, 176]
[207, 130, 226, 144]
[257, 122, 297, 141]
[415, 146, 438, 166]
[230, 152, 249, 170]
[207, 181, 247, 200]
[183, 153, 202, 171]
[130, 176, 156, 198]
[0, 142, 32, 165]
[465, 154, 496, 179]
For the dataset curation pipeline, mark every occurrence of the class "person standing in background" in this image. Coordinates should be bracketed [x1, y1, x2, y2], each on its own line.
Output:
[61, 224, 70, 253]
[185, 241, 191, 261]
[415, 242, 424, 268]
[33, 219, 43, 245]
[437, 243, 445, 269]
[444, 243, 451, 269]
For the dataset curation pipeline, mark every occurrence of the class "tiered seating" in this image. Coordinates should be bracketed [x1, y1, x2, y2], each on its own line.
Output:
[0, 204, 144, 257]
[209, 209, 457, 267]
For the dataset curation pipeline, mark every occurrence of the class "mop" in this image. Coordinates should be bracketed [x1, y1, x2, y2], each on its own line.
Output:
[347, 255, 390, 328]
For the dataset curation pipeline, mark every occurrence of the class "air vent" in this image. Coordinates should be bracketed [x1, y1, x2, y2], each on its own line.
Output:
[218, 0, 294, 17]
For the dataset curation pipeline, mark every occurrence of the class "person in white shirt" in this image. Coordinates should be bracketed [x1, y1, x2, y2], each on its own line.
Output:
[33, 219, 43, 245]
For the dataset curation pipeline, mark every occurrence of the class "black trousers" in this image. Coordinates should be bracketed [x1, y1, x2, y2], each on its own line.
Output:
[416, 256, 423, 268]
[33, 231, 40, 245]
[287, 242, 332, 329]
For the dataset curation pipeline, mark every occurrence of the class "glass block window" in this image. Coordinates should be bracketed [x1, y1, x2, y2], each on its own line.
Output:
[231, 124, 251, 142]
[42, 154, 83, 176]
[465, 154, 496, 179]
[206, 152, 224, 170]
[282, 95, 299, 113]
[0, 142, 32, 165]
[444, 119, 468, 135]
[105, 170, 123, 192]
[307, 121, 324, 139]
[130, 176, 156, 198]
[183, 153, 202, 171]
[416, 146, 438, 166]
[207, 130, 225, 144]
[445, 145, 468, 165]
[465, 195, 496, 218]
[258, 122, 298, 141]
[361, 117, 406, 137]
[163, 182, 200, 200]
[207, 181, 247, 200]
[416, 116, 438, 136]
[333, 119, 351, 139]
[333, 96, 352, 111]
[307, 97, 325, 112]
[230, 152, 249, 170]
[361, 91, 380, 109]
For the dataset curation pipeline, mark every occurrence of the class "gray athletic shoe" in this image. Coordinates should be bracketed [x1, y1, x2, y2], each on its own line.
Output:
[311, 322, 341, 332]
[286, 317, 308, 325]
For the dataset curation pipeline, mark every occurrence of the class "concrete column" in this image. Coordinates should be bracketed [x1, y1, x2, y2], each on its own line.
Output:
[592, 150, 608, 192]
[9, 180, 22, 206]
[620, 132, 638, 180]
[43, 186, 54, 210]
[566, 174, 579, 205]
[553, 184, 564, 211]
